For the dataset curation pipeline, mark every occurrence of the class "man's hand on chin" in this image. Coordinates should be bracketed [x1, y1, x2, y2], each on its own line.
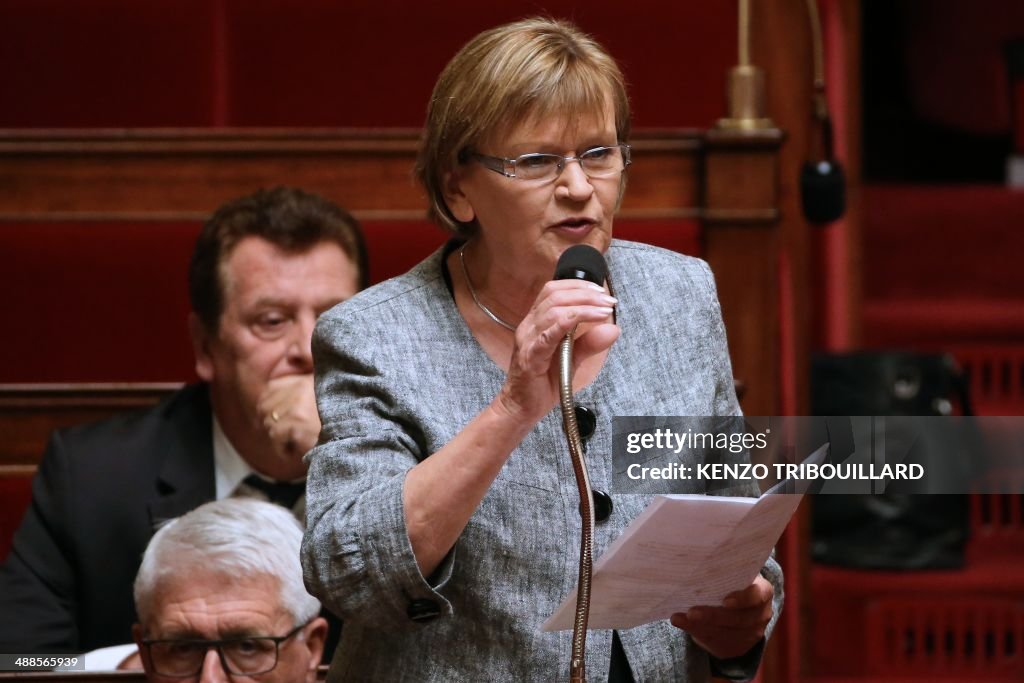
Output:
[258, 374, 321, 464]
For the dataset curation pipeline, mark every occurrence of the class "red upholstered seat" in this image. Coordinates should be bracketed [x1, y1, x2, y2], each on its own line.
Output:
[863, 185, 1024, 304]
[0, 221, 199, 383]
[361, 221, 449, 283]
[0, 219, 698, 384]
[810, 492, 1024, 679]
[860, 185, 1024, 415]
[0, 0, 219, 127]
[0, 1, 736, 129]
[615, 219, 701, 258]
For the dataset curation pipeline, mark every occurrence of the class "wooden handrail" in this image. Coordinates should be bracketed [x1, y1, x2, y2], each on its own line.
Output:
[0, 383, 181, 472]
[0, 128, 715, 223]
[0, 381, 747, 472]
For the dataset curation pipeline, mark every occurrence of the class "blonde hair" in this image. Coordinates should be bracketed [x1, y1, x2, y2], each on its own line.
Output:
[415, 17, 631, 235]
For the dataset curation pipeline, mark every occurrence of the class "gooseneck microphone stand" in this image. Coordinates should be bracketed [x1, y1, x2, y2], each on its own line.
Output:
[552, 244, 609, 683]
[560, 330, 595, 683]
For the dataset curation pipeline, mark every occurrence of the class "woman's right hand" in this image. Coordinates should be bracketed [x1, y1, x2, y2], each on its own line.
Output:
[404, 277, 618, 577]
[496, 278, 619, 425]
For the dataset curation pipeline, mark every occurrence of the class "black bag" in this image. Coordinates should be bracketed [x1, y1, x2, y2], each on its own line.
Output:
[810, 352, 971, 570]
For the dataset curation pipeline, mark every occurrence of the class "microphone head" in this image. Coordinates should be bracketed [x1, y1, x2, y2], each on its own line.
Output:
[800, 159, 846, 224]
[554, 244, 608, 286]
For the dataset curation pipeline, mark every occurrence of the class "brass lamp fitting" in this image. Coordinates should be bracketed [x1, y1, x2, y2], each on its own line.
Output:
[717, 0, 775, 130]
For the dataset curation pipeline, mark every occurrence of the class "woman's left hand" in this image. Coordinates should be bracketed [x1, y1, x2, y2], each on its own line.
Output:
[669, 574, 773, 659]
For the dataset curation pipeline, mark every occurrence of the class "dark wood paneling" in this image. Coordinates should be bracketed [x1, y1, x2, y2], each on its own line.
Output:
[0, 129, 708, 222]
[0, 129, 427, 220]
[0, 384, 180, 472]
[703, 130, 783, 417]
[704, 128, 782, 223]
[705, 226, 780, 417]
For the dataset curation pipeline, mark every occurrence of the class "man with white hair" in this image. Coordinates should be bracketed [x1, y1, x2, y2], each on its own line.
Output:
[132, 498, 326, 682]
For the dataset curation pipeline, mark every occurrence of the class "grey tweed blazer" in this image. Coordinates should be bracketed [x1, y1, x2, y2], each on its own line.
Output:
[302, 240, 783, 682]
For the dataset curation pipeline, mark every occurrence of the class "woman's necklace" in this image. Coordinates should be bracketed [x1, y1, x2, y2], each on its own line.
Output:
[459, 243, 618, 332]
[459, 244, 518, 331]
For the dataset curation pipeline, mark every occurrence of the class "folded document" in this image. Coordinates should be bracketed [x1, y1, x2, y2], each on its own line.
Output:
[543, 444, 825, 631]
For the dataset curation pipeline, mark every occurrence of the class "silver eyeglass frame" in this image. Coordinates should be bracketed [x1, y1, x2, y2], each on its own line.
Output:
[465, 143, 632, 181]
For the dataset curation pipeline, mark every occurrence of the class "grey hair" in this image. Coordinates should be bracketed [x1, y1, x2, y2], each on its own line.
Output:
[134, 498, 320, 625]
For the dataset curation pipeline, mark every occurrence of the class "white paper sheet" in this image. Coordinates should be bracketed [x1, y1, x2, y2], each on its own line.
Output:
[542, 444, 827, 631]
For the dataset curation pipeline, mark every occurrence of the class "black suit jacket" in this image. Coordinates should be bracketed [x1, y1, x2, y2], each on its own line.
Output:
[0, 384, 216, 653]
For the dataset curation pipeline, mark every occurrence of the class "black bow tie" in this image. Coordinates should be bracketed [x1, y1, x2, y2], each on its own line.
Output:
[242, 474, 306, 509]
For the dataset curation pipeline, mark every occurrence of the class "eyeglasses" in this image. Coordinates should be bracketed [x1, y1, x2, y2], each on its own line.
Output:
[141, 622, 308, 678]
[465, 144, 631, 183]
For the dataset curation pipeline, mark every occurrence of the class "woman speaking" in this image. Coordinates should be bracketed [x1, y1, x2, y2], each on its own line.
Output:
[302, 17, 781, 682]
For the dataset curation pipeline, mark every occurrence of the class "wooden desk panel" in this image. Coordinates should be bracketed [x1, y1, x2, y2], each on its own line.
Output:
[0, 129, 707, 223]
[0, 384, 179, 473]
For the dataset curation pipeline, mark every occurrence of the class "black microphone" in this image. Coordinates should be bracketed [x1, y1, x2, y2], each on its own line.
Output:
[801, 114, 846, 224]
[801, 0, 846, 225]
[553, 244, 608, 285]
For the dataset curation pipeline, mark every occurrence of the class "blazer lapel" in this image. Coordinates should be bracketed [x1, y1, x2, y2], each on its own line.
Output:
[147, 384, 217, 530]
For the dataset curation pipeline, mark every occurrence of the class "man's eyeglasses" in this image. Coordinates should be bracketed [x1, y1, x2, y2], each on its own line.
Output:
[141, 622, 308, 678]
[465, 144, 631, 183]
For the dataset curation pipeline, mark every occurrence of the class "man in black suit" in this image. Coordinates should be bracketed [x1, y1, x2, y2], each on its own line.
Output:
[0, 186, 366, 656]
